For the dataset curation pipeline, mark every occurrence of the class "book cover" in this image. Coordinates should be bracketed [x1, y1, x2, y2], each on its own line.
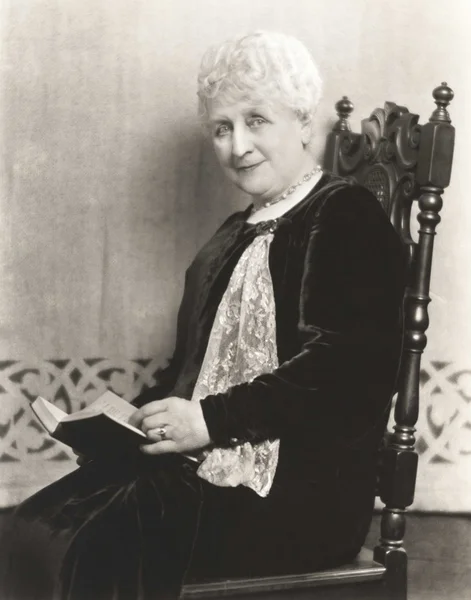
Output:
[31, 391, 148, 458]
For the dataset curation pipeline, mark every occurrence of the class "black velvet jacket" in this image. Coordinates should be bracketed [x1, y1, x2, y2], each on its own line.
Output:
[11, 174, 407, 599]
[134, 172, 407, 577]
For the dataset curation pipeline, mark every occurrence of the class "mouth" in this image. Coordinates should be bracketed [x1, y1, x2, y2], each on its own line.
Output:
[235, 162, 264, 173]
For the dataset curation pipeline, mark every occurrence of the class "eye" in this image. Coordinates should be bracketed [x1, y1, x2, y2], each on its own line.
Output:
[214, 123, 231, 137]
[248, 116, 266, 128]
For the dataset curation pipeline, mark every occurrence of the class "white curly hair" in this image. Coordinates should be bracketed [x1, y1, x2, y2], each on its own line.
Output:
[197, 31, 323, 124]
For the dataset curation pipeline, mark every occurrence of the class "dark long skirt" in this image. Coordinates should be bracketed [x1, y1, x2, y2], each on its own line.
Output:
[1, 454, 204, 600]
[0, 451, 372, 600]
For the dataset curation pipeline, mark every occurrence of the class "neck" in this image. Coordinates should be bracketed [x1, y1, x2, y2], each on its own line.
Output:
[252, 164, 322, 212]
[247, 167, 323, 224]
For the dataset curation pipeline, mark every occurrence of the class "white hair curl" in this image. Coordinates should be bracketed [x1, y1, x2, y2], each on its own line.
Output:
[197, 31, 323, 123]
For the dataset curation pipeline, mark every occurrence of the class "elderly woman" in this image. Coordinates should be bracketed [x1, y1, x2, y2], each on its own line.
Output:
[5, 31, 405, 600]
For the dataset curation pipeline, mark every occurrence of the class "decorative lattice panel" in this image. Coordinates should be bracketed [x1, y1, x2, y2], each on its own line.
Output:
[0, 358, 161, 463]
[377, 358, 471, 512]
[0, 358, 162, 506]
[416, 360, 471, 465]
[0, 358, 469, 511]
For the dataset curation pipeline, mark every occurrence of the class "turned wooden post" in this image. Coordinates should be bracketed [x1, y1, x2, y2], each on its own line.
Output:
[374, 83, 455, 598]
[333, 96, 354, 131]
[324, 97, 355, 173]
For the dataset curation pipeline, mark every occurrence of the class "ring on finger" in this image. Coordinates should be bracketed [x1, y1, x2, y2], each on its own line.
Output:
[156, 426, 168, 441]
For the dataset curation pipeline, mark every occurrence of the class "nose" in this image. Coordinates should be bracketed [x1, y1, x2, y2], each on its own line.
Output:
[231, 124, 253, 158]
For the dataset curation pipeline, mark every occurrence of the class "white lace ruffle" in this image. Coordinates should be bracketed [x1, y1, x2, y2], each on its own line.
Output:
[191, 233, 280, 497]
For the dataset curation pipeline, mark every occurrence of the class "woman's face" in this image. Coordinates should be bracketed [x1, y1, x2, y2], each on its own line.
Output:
[207, 98, 313, 203]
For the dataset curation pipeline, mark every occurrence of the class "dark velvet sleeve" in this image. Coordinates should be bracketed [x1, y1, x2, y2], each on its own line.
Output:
[200, 186, 406, 447]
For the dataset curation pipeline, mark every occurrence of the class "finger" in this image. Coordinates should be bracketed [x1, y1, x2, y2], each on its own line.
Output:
[129, 401, 168, 427]
[129, 409, 142, 428]
[140, 440, 177, 455]
[146, 426, 174, 442]
[141, 415, 170, 435]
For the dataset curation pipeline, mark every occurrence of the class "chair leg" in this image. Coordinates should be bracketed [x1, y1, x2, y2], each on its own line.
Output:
[374, 546, 407, 600]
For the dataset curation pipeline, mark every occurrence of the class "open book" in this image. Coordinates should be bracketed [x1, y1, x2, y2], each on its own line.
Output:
[31, 391, 148, 458]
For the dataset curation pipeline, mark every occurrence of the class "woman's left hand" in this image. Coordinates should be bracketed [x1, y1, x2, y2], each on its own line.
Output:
[129, 397, 211, 455]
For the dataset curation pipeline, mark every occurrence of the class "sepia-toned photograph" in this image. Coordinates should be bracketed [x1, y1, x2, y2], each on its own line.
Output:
[0, 1, 469, 599]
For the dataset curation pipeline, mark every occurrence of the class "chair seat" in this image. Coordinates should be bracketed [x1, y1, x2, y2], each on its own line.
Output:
[182, 548, 386, 598]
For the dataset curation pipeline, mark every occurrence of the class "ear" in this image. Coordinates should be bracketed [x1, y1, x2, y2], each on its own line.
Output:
[299, 112, 313, 146]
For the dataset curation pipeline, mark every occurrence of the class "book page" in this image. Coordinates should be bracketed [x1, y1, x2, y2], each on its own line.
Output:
[41, 398, 68, 421]
[31, 397, 68, 433]
[88, 391, 136, 424]
[61, 391, 146, 437]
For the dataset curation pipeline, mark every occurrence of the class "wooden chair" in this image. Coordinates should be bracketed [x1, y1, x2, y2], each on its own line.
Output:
[181, 83, 455, 600]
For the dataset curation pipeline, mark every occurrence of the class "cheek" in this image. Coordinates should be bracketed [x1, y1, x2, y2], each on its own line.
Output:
[271, 131, 303, 165]
[262, 130, 288, 156]
[212, 140, 231, 166]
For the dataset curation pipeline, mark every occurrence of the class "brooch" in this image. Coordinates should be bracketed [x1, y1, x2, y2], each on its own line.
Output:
[254, 219, 278, 235]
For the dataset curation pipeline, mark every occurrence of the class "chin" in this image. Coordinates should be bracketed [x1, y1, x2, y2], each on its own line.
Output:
[225, 166, 270, 197]
[236, 184, 268, 199]
[232, 176, 270, 198]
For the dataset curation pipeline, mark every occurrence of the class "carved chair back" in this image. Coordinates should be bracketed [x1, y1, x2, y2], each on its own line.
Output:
[323, 83, 455, 572]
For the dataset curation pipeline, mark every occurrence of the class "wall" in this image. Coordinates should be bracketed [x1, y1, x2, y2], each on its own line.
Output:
[0, 0, 470, 510]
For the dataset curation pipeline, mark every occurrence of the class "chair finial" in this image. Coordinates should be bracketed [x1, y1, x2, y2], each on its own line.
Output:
[333, 96, 354, 131]
[430, 82, 454, 123]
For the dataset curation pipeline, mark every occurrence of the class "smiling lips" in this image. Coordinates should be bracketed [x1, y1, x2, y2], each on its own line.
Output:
[236, 162, 264, 172]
